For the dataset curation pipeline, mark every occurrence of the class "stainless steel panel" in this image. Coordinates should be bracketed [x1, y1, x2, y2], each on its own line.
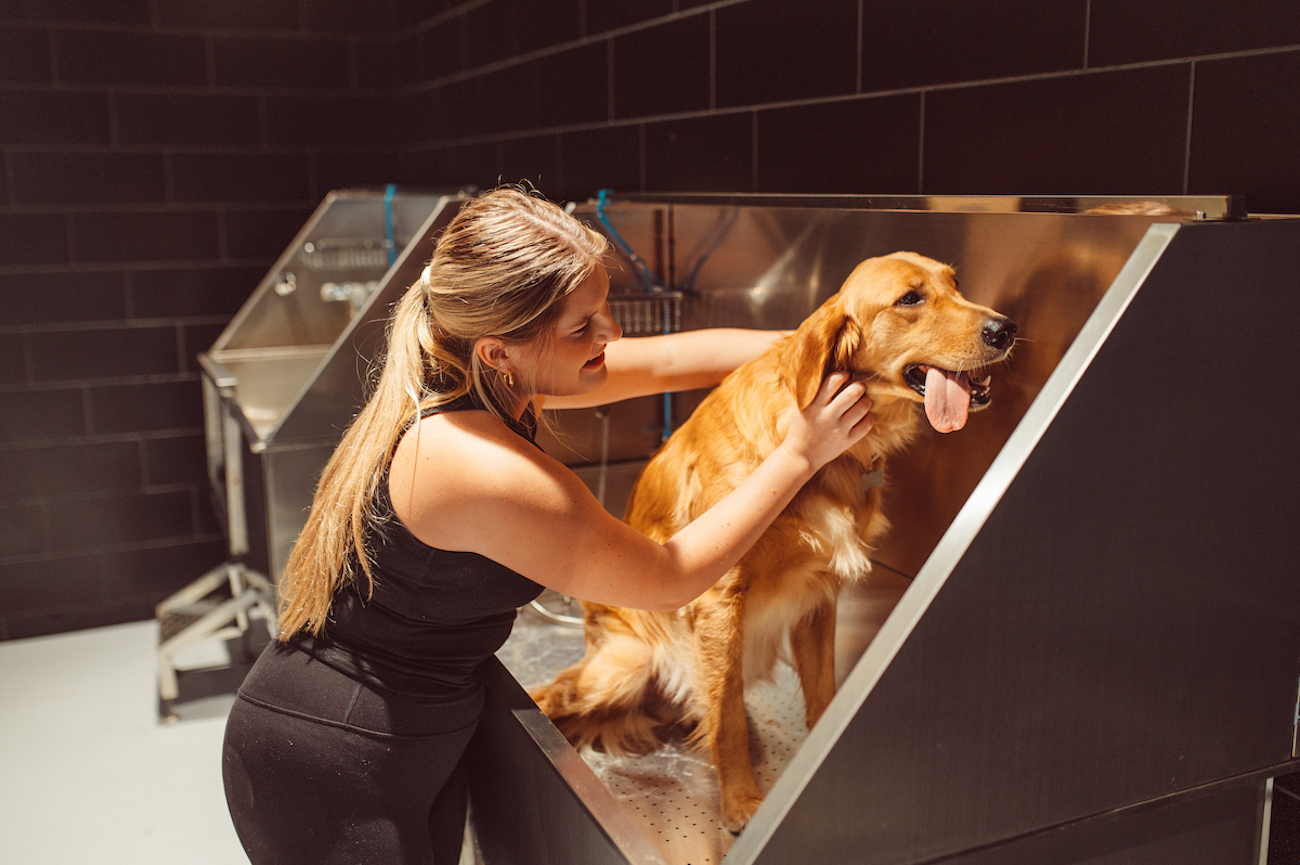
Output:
[216, 190, 444, 355]
[261, 442, 336, 588]
[468, 658, 670, 865]
[728, 218, 1300, 865]
[197, 190, 467, 585]
[913, 779, 1270, 865]
[486, 198, 1300, 865]
[580, 199, 1177, 576]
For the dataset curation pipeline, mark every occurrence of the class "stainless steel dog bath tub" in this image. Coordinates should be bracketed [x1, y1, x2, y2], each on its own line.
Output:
[474, 194, 1300, 865]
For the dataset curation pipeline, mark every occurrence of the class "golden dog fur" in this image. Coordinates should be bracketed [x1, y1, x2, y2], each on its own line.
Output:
[531, 251, 1015, 831]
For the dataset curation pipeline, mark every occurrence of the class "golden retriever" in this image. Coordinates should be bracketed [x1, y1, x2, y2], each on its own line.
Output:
[530, 251, 1016, 831]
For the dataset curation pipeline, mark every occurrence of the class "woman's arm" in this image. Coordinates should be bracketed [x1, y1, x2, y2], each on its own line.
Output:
[389, 372, 870, 612]
[542, 328, 789, 410]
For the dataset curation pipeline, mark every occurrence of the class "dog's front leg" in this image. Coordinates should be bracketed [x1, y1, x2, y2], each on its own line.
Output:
[789, 598, 837, 730]
[693, 581, 763, 833]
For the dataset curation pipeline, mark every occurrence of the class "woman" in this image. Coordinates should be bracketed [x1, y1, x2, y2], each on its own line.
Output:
[222, 187, 873, 864]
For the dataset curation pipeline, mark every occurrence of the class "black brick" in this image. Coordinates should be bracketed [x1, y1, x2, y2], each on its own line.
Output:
[360, 33, 417, 89]
[0, 213, 70, 265]
[644, 113, 754, 193]
[861, 0, 1086, 92]
[129, 264, 263, 319]
[0, 555, 101, 621]
[756, 95, 921, 195]
[0, 501, 48, 557]
[28, 325, 179, 382]
[71, 210, 221, 264]
[0, 388, 86, 443]
[587, 0, 674, 36]
[157, 0, 299, 30]
[180, 322, 225, 370]
[450, 140, 502, 192]
[9, 151, 167, 205]
[414, 18, 462, 83]
[54, 29, 207, 86]
[212, 35, 352, 90]
[558, 125, 641, 202]
[535, 43, 608, 128]
[13, 0, 152, 25]
[97, 537, 228, 603]
[222, 207, 314, 260]
[115, 93, 262, 147]
[499, 134, 559, 192]
[465, 0, 516, 69]
[515, 0, 580, 55]
[264, 94, 395, 146]
[1189, 51, 1300, 215]
[302, 0, 397, 34]
[392, 89, 440, 144]
[313, 150, 404, 195]
[1090, 0, 1300, 66]
[0, 334, 25, 385]
[3, 271, 128, 326]
[0, 24, 51, 82]
[0, 439, 141, 501]
[60, 489, 197, 550]
[141, 433, 207, 487]
[171, 152, 313, 204]
[395, 146, 456, 189]
[715, 0, 859, 107]
[0, 90, 111, 145]
[613, 15, 709, 119]
[923, 65, 1190, 197]
[88, 379, 203, 435]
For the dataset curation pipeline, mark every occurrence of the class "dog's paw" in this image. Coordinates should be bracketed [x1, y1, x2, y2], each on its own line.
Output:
[721, 791, 765, 834]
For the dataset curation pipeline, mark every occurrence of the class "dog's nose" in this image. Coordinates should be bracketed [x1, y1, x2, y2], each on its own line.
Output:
[981, 318, 1017, 351]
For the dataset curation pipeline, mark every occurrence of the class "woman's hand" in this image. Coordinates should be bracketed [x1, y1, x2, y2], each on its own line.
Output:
[777, 371, 874, 472]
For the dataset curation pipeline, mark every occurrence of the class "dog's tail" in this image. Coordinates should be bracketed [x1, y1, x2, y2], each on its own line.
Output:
[529, 627, 690, 755]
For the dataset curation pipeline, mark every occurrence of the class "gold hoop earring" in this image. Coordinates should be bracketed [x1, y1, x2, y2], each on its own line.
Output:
[501, 370, 514, 388]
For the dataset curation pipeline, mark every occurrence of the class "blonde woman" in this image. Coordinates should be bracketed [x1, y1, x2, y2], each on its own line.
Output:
[221, 187, 873, 864]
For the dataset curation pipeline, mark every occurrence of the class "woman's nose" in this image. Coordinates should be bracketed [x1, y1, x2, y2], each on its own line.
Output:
[602, 308, 623, 342]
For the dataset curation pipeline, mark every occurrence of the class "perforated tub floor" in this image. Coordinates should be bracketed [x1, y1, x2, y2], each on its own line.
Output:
[579, 664, 810, 865]
[498, 601, 812, 865]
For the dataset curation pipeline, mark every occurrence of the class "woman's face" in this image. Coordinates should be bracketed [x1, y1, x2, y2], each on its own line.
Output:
[520, 265, 623, 398]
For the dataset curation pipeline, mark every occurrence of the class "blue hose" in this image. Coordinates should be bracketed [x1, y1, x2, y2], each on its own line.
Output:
[383, 184, 397, 267]
[595, 190, 674, 440]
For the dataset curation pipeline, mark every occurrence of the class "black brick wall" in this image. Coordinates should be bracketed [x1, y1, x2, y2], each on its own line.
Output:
[2, 0, 1298, 640]
[0, 0, 399, 639]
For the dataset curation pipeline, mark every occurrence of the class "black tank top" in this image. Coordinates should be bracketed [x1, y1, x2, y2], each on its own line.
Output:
[288, 396, 546, 697]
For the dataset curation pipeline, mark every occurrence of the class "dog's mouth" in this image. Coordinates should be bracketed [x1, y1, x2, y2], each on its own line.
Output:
[903, 364, 994, 434]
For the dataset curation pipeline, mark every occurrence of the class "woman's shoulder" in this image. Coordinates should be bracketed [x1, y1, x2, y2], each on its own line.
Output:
[395, 408, 537, 485]
[386, 408, 571, 551]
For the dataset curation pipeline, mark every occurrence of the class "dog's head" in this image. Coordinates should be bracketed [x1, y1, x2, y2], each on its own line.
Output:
[787, 251, 1016, 433]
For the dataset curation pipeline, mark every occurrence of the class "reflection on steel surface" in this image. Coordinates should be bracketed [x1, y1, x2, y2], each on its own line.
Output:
[489, 195, 1300, 865]
[497, 566, 910, 865]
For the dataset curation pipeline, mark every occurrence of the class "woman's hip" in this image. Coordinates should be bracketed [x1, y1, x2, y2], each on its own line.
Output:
[236, 640, 483, 738]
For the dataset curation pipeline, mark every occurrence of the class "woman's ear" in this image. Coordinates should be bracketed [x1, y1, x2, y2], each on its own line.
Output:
[474, 336, 508, 373]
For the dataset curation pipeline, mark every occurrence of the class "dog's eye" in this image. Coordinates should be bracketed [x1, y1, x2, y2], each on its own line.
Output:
[896, 290, 924, 307]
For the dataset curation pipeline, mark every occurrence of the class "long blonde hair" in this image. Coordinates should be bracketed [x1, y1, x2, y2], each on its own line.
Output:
[277, 187, 611, 637]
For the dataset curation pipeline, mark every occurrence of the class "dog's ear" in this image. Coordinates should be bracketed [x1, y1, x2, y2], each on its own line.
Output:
[784, 312, 862, 409]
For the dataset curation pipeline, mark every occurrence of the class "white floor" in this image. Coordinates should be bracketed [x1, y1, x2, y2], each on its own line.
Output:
[0, 573, 912, 865]
[0, 620, 250, 864]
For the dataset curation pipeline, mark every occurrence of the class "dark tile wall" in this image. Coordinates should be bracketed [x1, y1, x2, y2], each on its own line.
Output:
[3, 0, 1299, 642]
[0, 0, 399, 639]
[394, 0, 1300, 211]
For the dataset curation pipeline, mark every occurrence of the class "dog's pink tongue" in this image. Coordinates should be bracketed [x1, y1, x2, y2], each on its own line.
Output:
[924, 367, 971, 433]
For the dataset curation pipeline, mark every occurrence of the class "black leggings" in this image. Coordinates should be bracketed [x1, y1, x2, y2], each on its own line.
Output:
[222, 643, 483, 865]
